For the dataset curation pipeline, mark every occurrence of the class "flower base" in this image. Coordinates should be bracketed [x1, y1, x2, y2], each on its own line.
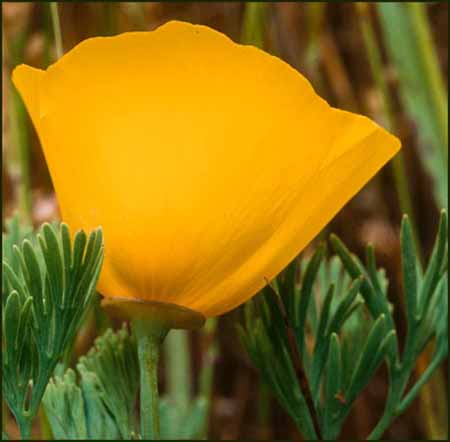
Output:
[101, 297, 205, 330]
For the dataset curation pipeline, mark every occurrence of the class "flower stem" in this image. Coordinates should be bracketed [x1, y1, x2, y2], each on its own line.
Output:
[165, 330, 191, 418]
[49, 2, 63, 58]
[198, 317, 218, 438]
[132, 319, 169, 440]
[199, 318, 218, 399]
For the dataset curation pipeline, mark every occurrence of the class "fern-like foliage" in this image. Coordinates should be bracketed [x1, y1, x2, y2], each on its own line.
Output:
[2, 221, 103, 438]
[240, 211, 448, 440]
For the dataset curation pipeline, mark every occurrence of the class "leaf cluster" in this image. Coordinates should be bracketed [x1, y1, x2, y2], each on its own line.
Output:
[2, 220, 104, 437]
[43, 326, 138, 440]
[239, 211, 448, 440]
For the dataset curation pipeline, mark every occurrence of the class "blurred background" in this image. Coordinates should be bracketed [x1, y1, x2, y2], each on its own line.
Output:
[2, 2, 448, 440]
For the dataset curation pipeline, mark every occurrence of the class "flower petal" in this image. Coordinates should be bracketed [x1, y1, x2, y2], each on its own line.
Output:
[192, 111, 400, 316]
[12, 21, 400, 317]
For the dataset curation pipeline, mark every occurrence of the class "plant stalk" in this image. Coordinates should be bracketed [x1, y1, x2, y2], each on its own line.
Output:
[164, 330, 191, 417]
[377, 2, 447, 208]
[2, 400, 7, 438]
[356, 3, 418, 247]
[49, 3, 63, 58]
[198, 317, 218, 437]
[39, 407, 53, 440]
[199, 318, 218, 399]
[398, 349, 447, 414]
[368, 342, 447, 440]
[241, 2, 268, 49]
[367, 408, 394, 441]
[4, 33, 32, 226]
[407, 3, 448, 160]
[17, 414, 33, 440]
[304, 3, 326, 94]
[133, 319, 169, 440]
[366, 370, 402, 440]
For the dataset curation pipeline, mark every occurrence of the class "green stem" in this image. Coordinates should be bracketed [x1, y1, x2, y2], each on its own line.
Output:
[398, 349, 446, 414]
[304, 3, 326, 93]
[368, 378, 411, 440]
[198, 318, 218, 399]
[2, 400, 7, 437]
[132, 319, 169, 440]
[4, 33, 32, 226]
[407, 3, 448, 160]
[17, 414, 33, 440]
[39, 407, 53, 440]
[49, 3, 63, 58]
[367, 408, 393, 441]
[366, 376, 401, 441]
[241, 2, 268, 49]
[368, 345, 446, 440]
[103, 3, 118, 36]
[124, 2, 147, 31]
[356, 3, 421, 260]
[164, 330, 191, 416]
[10, 88, 32, 226]
[198, 317, 218, 438]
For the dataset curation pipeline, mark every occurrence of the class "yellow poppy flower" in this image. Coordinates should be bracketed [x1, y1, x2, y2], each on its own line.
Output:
[12, 20, 400, 318]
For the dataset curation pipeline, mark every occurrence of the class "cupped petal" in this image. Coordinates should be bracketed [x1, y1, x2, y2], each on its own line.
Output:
[193, 110, 400, 316]
[12, 21, 400, 317]
[11, 64, 46, 134]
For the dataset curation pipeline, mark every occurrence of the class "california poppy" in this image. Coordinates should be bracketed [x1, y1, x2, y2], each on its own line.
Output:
[12, 21, 400, 317]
